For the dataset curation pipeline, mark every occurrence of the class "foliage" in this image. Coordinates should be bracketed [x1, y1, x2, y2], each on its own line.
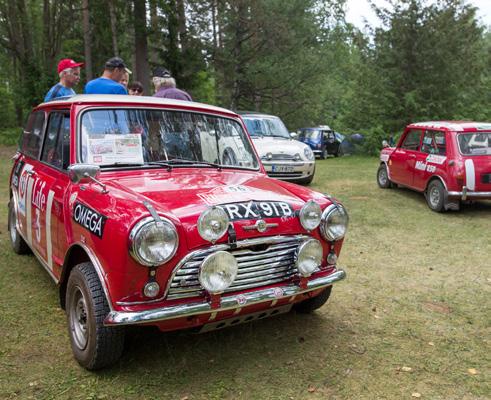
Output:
[0, 0, 489, 154]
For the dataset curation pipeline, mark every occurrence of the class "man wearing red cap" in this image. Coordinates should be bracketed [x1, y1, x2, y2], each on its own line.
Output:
[44, 58, 84, 102]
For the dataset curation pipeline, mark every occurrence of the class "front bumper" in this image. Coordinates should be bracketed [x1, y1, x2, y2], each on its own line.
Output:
[262, 161, 315, 180]
[448, 186, 491, 200]
[104, 269, 346, 326]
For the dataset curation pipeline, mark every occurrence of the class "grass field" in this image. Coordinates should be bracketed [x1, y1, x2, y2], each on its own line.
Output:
[0, 146, 490, 400]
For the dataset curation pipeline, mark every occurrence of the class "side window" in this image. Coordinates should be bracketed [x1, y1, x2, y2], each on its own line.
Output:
[401, 129, 422, 151]
[41, 112, 70, 169]
[421, 130, 446, 155]
[20, 111, 46, 159]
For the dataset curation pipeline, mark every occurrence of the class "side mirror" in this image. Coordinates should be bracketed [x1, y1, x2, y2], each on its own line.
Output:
[382, 140, 389, 148]
[68, 164, 101, 184]
[290, 132, 297, 138]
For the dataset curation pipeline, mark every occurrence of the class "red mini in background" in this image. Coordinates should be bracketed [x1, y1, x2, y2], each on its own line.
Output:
[377, 121, 491, 212]
[9, 95, 348, 369]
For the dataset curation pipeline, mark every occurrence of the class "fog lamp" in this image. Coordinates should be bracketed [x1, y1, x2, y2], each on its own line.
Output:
[143, 281, 160, 298]
[327, 251, 337, 265]
[299, 200, 322, 231]
[198, 206, 229, 242]
[296, 239, 323, 277]
[199, 251, 238, 294]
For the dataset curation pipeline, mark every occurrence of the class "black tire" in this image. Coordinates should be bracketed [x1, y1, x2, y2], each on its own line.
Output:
[222, 149, 237, 165]
[66, 262, 125, 370]
[8, 198, 30, 255]
[320, 147, 328, 160]
[334, 146, 343, 157]
[294, 286, 332, 313]
[377, 164, 392, 189]
[426, 180, 446, 212]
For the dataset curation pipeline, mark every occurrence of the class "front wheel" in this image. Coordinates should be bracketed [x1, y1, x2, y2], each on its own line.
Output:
[320, 147, 328, 160]
[334, 146, 343, 157]
[294, 286, 332, 313]
[66, 262, 125, 370]
[426, 180, 446, 212]
[377, 164, 392, 189]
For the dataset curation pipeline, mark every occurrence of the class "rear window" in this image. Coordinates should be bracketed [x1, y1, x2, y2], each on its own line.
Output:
[19, 111, 46, 159]
[457, 132, 491, 155]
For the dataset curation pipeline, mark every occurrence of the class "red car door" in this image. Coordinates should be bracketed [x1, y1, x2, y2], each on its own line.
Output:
[389, 129, 423, 187]
[31, 111, 72, 278]
[413, 129, 448, 191]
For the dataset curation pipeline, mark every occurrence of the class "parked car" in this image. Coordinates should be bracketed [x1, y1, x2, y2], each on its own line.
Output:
[377, 121, 491, 212]
[239, 112, 316, 184]
[9, 95, 349, 369]
[297, 126, 344, 159]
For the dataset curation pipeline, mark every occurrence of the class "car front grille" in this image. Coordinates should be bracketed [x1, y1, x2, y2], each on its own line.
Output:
[268, 172, 304, 178]
[263, 153, 297, 161]
[166, 236, 308, 300]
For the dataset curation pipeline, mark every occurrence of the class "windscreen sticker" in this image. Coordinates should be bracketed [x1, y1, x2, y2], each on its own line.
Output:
[86, 134, 144, 165]
[426, 154, 446, 164]
[73, 202, 107, 238]
[218, 201, 293, 220]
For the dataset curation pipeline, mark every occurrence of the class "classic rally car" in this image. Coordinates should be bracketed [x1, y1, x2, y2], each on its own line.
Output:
[9, 95, 348, 369]
[239, 112, 316, 184]
[377, 121, 491, 211]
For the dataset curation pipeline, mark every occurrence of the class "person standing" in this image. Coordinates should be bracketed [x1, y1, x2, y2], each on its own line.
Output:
[152, 67, 192, 101]
[128, 81, 144, 96]
[44, 59, 84, 102]
[119, 70, 130, 89]
[84, 57, 130, 95]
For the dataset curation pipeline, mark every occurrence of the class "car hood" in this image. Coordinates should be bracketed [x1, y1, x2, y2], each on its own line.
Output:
[251, 137, 308, 157]
[100, 168, 325, 249]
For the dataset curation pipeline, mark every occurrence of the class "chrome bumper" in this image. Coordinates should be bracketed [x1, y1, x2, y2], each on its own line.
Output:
[105, 269, 346, 326]
[448, 186, 491, 200]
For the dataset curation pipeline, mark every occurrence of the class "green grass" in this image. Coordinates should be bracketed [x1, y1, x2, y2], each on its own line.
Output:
[0, 149, 490, 399]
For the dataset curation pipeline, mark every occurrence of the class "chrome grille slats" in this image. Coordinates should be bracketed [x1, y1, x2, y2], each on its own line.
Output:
[166, 235, 308, 300]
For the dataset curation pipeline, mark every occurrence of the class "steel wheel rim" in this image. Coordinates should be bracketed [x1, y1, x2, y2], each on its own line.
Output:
[429, 186, 440, 207]
[378, 169, 387, 186]
[70, 287, 89, 350]
[9, 205, 18, 243]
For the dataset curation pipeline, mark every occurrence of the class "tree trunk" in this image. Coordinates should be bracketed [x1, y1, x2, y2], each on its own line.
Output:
[148, 0, 159, 66]
[176, 0, 187, 52]
[108, 0, 119, 56]
[82, 0, 93, 80]
[134, 0, 150, 94]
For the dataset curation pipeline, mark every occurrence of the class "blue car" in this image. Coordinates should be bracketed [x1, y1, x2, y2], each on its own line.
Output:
[297, 126, 343, 159]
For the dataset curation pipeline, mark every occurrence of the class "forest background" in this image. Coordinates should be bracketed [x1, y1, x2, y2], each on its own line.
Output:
[0, 0, 489, 153]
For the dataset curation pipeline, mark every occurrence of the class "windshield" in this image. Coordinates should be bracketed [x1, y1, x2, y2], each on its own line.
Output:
[79, 109, 259, 169]
[243, 116, 290, 139]
[298, 129, 320, 140]
[457, 132, 491, 155]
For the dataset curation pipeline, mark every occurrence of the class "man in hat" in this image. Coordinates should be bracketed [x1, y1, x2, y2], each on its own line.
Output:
[44, 58, 84, 102]
[152, 67, 192, 101]
[84, 57, 130, 95]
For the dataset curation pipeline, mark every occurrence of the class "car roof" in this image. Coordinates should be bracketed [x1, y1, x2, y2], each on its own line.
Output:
[299, 126, 332, 130]
[408, 121, 491, 132]
[37, 94, 237, 117]
[237, 111, 280, 118]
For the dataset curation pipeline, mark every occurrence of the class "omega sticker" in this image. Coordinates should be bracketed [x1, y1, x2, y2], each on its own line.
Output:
[73, 202, 107, 238]
[218, 201, 293, 220]
[18, 163, 34, 216]
[12, 160, 25, 189]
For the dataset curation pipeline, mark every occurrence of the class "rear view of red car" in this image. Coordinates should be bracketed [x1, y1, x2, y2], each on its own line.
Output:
[377, 121, 491, 211]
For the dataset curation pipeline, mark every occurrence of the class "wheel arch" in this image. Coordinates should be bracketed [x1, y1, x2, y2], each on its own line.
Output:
[425, 175, 448, 194]
[59, 243, 112, 310]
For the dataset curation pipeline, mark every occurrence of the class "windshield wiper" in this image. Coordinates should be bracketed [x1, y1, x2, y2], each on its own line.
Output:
[145, 161, 173, 171]
[101, 162, 145, 168]
[166, 158, 222, 169]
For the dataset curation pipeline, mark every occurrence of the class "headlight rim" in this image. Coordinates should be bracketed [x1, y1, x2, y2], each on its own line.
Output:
[129, 216, 179, 267]
[197, 206, 230, 243]
[299, 200, 322, 231]
[320, 203, 349, 242]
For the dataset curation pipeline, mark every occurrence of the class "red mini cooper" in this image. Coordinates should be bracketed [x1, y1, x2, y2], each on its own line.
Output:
[9, 95, 348, 369]
[377, 121, 491, 211]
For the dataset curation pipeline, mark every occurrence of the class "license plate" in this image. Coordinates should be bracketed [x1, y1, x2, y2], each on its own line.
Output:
[272, 165, 294, 172]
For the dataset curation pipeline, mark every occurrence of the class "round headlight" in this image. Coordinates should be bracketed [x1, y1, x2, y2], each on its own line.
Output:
[199, 251, 238, 294]
[129, 217, 178, 266]
[266, 152, 273, 160]
[320, 204, 349, 241]
[304, 146, 314, 161]
[296, 239, 323, 277]
[294, 153, 301, 161]
[299, 200, 322, 231]
[198, 207, 230, 242]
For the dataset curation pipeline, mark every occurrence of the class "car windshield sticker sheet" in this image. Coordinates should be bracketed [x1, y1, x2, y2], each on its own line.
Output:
[86, 134, 144, 165]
